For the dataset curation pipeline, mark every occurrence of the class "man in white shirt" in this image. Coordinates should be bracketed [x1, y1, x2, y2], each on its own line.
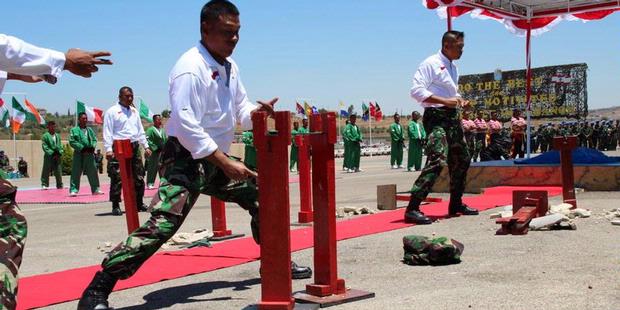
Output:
[406, 31, 479, 225]
[0, 34, 111, 310]
[79, 2, 311, 309]
[103, 86, 151, 216]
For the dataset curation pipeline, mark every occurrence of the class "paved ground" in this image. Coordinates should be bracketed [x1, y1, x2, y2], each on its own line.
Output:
[13, 151, 620, 309]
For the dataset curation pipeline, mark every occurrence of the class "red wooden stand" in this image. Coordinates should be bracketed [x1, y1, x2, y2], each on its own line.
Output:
[253, 111, 295, 310]
[294, 112, 374, 307]
[553, 136, 578, 208]
[296, 134, 313, 223]
[113, 140, 139, 234]
[496, 191, 549, 235]
[210, 197, 244, 241]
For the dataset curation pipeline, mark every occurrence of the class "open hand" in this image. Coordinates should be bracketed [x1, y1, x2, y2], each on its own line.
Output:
[254, 97, 278, 117]
[64, 49, 113, 78]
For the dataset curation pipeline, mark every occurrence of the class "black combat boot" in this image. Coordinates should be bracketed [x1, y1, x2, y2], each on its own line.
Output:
[137, 199, 148, 212]
[77, 271, 118, 310]
[111, 202, 122, 216]
[404, 197, 432, 225]
[291, 261, 312, 279]
[448, 194, 479, 216]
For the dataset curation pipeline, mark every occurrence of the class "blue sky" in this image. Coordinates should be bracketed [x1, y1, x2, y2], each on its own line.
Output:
[1, 0, 619, 115]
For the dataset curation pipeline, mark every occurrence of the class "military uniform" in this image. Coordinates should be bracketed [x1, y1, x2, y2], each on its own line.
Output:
[94, 152, 104, 174]
[407, 119, 426, 171]
[343, 122, 362, 172]
[473, 117, 487, 161]
[145, 125, 167, 188]
[69, 125, 100, 194]
[41, 131, 63, 189]
[242, 130, 256, 170]
[390, 122, 404, 168]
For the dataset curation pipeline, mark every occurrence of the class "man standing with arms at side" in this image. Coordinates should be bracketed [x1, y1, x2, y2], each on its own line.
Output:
[406, 30, 479, 224]
[41, 121, 63, 190]
[0, 33, 112, 310]
[390, 113, 404, 169]
[407, 111, 425, 172]
[473, 110, 488, 161]
[290, 121, 300, 172]
[78, 2, 311, 309]
[145, 114, 167, 189]
[69, 112, 103, 196]
[103, 86, 151, 216]
[343, 114, 362, 173]
[511, 109, 526, 158]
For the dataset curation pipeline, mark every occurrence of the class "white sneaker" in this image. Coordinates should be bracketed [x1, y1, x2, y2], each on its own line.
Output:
[93, 190, 105, 195]
[392, 165, 398, 169]
[355, 168, 363, 172]
[398, 165, 403, 169]
[69, 192, 77, 197]
[347, 168, 353, 173]
[42, 186, 48, 190]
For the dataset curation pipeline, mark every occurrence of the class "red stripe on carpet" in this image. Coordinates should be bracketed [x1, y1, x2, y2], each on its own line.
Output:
[16, 176, 299, 204]
[17, 186, 561, 309]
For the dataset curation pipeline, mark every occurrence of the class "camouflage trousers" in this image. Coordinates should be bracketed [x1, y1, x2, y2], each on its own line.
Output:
[107, 142, 145, 206]
[464, 132, 475, 163]
[0, 178, 26, 310]
[101, 137, 259, 279]
[472, 133, 486, 162]
[410, 108, 470, 204]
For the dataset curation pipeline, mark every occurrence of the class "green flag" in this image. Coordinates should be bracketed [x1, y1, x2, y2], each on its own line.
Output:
[138, 98, 154, 122]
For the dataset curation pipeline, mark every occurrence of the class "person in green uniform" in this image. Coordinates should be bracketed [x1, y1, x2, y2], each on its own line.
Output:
[41, 121, 63, 189]
[407, 111, 426, 171]
[342, 119, 350, 171]
[390, 113, 405, 169]
[94, 149, 104, 174]
[242, 130, 256, 170]
[69, 112, 102, 196]
[343, 114, 362, 172]
[290, 121, 300, 172]
[145, 114, 167, 189]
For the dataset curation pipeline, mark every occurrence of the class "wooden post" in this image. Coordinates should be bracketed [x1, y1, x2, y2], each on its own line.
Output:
[113, 140, 139, 234]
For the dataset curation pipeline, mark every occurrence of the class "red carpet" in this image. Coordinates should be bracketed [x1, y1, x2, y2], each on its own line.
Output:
[16, 176, 299, 204]
[17, 186, 561, 309]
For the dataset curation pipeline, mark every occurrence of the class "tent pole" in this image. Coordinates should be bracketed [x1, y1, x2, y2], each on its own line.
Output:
[447, 7, 453, 31]
[525, 23, 532, 158]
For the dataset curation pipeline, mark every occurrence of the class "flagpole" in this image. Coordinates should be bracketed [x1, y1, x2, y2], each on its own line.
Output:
[369, 112, 372, 158]
[3, 92, 27, 168]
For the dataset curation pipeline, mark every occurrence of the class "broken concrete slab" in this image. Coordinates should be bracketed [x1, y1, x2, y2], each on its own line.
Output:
[529, 213, 565, 230]
[611, 219, 620, 226]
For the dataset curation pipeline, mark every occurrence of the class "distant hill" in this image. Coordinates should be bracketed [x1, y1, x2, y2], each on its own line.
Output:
[588, 106, 620, 120]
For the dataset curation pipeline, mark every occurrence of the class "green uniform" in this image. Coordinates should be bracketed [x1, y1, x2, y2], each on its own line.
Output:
[410, 108, 470, 204]
[242, 130, 257, 170]
[341, 125, 349, 169]
[145, 126, 167, 187]
[69, 126, 100, 194]
[290, 128, 299, 171]
[41, 131, 63, 189]
[343, 123, 362, 170]
[407, 120, 426, 171]
[100, 138, 259, 279]
[0, 178, 26, 309]
[390, 123, 404, 167]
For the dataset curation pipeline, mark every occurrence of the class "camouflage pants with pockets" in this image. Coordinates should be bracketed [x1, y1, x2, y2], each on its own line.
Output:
[101, 137, 259, 279]
[107, 142, 146, 206]
[0, 178, 26, 310]
[410, 108, 470, 204]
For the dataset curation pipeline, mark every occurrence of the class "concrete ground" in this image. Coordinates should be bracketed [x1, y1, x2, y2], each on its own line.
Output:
[13, 151, 620, 310]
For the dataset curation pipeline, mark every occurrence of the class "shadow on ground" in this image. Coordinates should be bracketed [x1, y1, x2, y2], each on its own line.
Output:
[116, 278, 261, 309]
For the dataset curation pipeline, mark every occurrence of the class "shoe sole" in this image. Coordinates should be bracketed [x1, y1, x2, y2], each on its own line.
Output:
[404, 218, 433, 225]
[292, 270, 313, 279]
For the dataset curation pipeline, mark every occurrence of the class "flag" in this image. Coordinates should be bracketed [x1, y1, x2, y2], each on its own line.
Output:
[340, 110, 349, 118]
[138, 98, 155, 122]
[11, 97, 28, 134]
[77, 100, 104, 124]
[361, 102, 369, 121]
[24, 98, 46, 126]
[0, 99, 9, 128]
[375, 102, 383, 122]
[369, 102, 376, 117]
[339, 100, 345, 108]
[312, 106, 319, 114]
[304, 102, 313, 116]
[295, 102, 305, 116]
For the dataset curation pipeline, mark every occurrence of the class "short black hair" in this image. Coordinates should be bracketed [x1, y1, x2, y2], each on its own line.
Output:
[442, 30, 464, 45]
[48, 121, 56, 125]
[78, 112, 87, 118]
[200, 0, 239, 24]
[153, 114, 161, 120]
[119, 86, 133, 96]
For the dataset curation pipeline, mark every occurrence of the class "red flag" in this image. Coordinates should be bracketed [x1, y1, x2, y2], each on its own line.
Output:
[369, 102, 376, 117]
[375, 103, 383, 122]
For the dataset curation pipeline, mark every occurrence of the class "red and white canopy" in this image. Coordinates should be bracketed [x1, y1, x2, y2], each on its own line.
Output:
[423, 0, 620, 36]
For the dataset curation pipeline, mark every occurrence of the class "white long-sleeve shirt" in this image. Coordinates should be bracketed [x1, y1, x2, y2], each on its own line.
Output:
[410, 51, 460, 108]
[0, 34, 65, 79]
[102, 103, 148, 152]
[166, 43, 257, 159]
[0, 34, 66, 95]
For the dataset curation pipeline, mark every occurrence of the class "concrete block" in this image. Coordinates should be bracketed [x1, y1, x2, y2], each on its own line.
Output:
[529, 213, 565, 230]
[571, 208, 591, 218]
[612, 219, 620, 226]
[377, 184, 397, 210]
[550, 203, 573, 215]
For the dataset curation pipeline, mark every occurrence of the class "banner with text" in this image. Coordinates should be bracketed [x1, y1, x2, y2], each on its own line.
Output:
[458, 63, 588, 121]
